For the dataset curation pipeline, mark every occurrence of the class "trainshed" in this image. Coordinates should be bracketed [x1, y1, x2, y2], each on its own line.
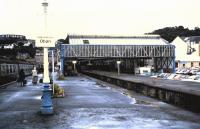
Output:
[60, 34, 175, 74]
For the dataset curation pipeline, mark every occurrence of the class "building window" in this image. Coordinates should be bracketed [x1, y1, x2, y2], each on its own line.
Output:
[83, 40, 89, 44]
[191, 62, 193, 67]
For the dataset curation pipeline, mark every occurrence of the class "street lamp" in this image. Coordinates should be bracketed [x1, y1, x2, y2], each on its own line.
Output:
[40, 0, 53, 115]
[117, 61, 121, 76]
[72, 60, 77, 72]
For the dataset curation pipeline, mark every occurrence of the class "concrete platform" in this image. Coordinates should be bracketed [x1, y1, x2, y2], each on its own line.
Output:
[0, 74, 200, 129]
[82, 71, 200, 112]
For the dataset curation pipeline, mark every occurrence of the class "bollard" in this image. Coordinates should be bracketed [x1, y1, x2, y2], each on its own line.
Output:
[41, 84, 53, 115]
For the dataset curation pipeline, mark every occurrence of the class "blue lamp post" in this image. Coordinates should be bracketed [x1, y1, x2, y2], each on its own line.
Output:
[40, 0, 53, 115]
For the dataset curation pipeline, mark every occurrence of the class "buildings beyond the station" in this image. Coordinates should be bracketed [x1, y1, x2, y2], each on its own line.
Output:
[0, 34, 35, 60]
[172, 36, 200, 68]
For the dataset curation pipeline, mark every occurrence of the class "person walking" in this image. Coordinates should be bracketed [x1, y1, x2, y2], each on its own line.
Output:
[18, 69, 25, 87]
[32, 67, 38, 84]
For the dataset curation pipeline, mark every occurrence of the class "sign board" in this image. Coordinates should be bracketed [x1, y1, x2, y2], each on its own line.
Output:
[36, 36, 56, 47]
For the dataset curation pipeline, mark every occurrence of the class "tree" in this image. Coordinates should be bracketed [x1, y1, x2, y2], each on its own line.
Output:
[148, 26, 200, 42]
[0, 35, 37, 59]
[0, 36, 27, 48]
[57, 39, 65, 43]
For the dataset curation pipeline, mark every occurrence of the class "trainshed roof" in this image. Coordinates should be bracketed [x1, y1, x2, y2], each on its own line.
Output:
[67, 34, 170, 45]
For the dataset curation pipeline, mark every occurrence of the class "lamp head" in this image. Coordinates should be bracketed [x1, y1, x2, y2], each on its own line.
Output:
[117, 61, 121, 64]
[72, 60, 77, 64]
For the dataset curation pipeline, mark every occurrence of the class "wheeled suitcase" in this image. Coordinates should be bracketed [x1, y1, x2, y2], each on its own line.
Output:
[32, 76, 38, 84]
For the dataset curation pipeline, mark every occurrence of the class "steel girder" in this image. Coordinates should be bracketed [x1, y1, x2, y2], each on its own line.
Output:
[63, 44, 175, 58]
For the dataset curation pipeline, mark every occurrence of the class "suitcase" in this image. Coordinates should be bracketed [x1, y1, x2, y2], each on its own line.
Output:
[32, 76, 38, 84]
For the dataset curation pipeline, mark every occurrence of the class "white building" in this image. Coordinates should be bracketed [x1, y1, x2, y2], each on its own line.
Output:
[171, 36, 200, 68]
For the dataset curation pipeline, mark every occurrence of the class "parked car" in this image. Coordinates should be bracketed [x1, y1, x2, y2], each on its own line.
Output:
[167, 74, 177, 80]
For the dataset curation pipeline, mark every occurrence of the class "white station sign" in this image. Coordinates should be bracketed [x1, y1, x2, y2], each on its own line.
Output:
[36, 36, 55, 47]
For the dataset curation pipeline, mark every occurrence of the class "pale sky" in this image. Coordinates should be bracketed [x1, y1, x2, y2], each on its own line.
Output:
[0, 0, 200, 40]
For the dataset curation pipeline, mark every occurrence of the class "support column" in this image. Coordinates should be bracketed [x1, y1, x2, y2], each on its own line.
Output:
[173, 47, 176, 73]
[132, 59, 136, 75]
[172, 57, 176, 73]
[154, 58, 158, 72]
[160, 57, 163, 73]
[60, 45, 65, 75]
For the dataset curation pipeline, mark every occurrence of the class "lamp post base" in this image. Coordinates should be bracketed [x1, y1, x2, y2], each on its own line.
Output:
[40, 107, 53, 115]
[41, 84, 53, 115]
